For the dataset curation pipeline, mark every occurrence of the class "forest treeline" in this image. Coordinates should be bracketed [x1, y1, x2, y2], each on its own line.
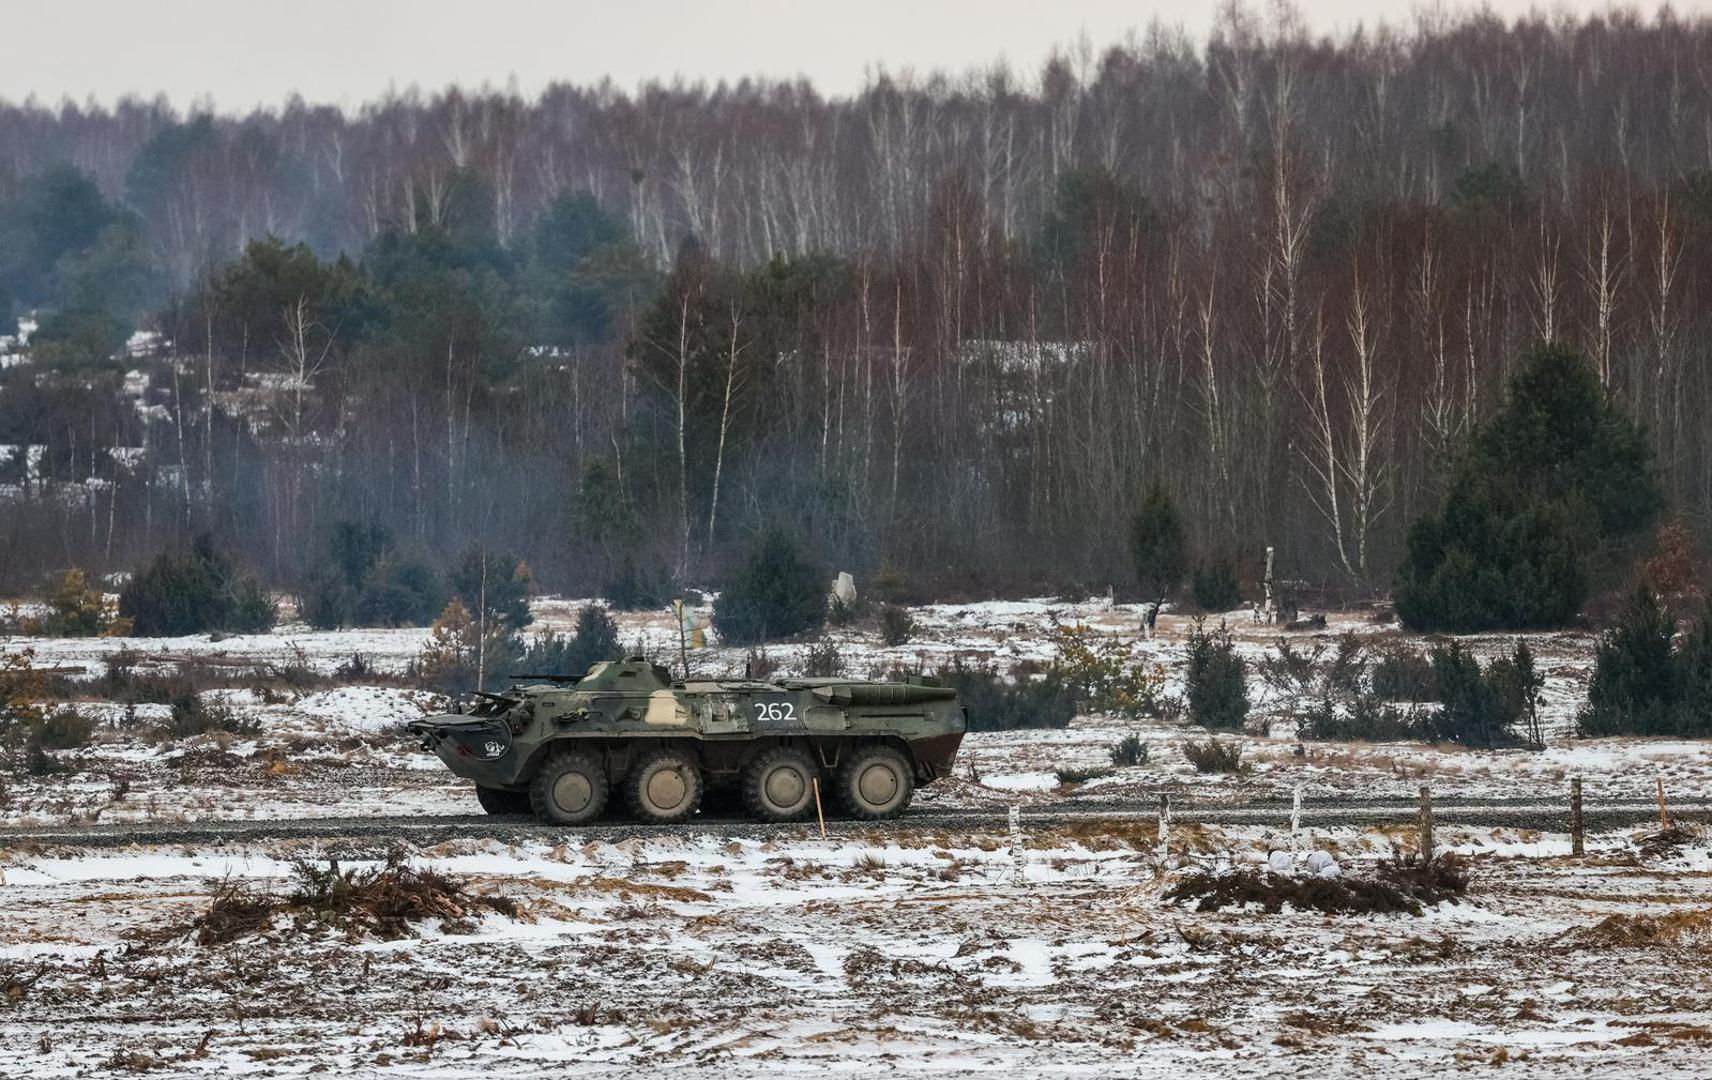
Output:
[3, 6, 1712, 602]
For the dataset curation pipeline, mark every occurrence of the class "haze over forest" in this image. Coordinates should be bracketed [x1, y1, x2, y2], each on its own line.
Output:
[2, 4, 1711, 601]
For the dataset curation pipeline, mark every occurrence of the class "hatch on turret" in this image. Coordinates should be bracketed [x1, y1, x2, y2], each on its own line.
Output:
[574, 657, 675, 691]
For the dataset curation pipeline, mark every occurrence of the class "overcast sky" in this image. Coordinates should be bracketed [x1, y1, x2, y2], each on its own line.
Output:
[0, 0, 1686, 112]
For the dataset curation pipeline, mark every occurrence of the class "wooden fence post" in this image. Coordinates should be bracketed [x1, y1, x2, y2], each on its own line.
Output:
[1570, 777, 1584, 857]
[1419, 784, 1434, 860]
[1657, 778, 1671, 830]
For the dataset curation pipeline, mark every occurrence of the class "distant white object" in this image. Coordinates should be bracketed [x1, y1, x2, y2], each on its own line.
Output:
[124, 330, 171, 358]
[1316, 862, 1342, 879]
[832, 571, 857, 607]
[1307, 850, 1340, 878]
[1267, 850, 1294, 875]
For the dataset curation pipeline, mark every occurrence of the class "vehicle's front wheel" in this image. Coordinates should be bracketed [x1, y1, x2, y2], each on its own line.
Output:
[834, 745, 914, 820]
[741, 745, 819, 822]
[529, 750, 609, 825]
[625, 747, 703, 825]
[475, 784, 532, 816]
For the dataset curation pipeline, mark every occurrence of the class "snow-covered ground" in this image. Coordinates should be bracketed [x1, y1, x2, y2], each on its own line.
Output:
[1, 595, 1703, 826]
[4, 595, 1711, 1076]
[2, 821, 1709, 1077]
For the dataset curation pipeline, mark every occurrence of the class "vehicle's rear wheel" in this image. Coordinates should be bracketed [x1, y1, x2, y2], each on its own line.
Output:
[625, 747, 703, 825]
[475, 784, 531, 816]
[741, 745, 819, 822]
[529, 750, 609, 825]
[834, 745, 914, 820]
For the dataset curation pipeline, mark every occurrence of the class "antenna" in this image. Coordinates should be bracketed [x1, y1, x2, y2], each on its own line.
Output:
[674, 596, 691, 681]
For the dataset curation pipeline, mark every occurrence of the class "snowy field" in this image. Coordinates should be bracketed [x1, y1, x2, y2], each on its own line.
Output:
[3, 822, 1711, 1077]
[3, 595, 1711, 1077]
[0, 595, 1702, 827]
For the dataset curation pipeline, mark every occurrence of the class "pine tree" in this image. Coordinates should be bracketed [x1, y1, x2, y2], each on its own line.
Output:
[1129, 482, 1188, 634]
[1396, 344, 1661, 631]
[713, 528, 825, 645]
[414, 597, 520, 695]
[1577, 588, 1698, 737]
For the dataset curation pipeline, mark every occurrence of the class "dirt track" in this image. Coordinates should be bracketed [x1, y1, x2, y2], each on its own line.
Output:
[3, 795, 1704, 849]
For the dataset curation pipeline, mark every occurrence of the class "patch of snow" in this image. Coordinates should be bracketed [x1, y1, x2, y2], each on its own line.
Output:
[293, 686, 432, 732]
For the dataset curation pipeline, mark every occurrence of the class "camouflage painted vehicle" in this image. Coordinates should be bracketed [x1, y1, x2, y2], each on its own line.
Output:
[407, 658, 966, 825]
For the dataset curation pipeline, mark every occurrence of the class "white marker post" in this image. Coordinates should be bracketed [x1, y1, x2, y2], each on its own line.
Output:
[1156, 793, 1171, 866]
[1008, 805, 1026, 886]
[1290, 784, 1303, 846]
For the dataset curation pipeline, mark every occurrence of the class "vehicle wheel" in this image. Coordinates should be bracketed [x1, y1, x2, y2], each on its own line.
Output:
[625, 747, 703, 825]
[475, 785, 531, 816]
[741, 746, 819, 823]
[835, 745, 914, 820]
[529, 750, 609, 825]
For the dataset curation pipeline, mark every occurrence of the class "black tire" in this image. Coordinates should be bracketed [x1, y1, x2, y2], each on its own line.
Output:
[625, 747, 703, 825]
[529, 749, 609, 825]
[835, 744, 914, 820]
[741, 745, 820, 823]
[475, 785, 531, 816]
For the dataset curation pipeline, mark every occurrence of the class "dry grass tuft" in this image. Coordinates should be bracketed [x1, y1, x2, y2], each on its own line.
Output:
[1635, 825, 1705, 862]
[1, 961, 47, 1004]
[177, 854, 521, 945]
[192, 879, 281, 945]
[1165, 853, 1468, 916]
[1566, 907, 1712, 948]
[1183, 738, 1244, 774]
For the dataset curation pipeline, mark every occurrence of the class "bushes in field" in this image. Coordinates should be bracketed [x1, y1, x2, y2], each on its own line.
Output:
[1578, 589, 1712, 737]
[1, 651, 48, 734]
[1371, 648, 1436, 702]
[877, 603, 915, 646]
[1413, 640, 1540, 747]
[1128, 481, 1187, 633]
[299, 522, 444, 629]
[1191, 557, 1243, 613]
[1184, 621, 1250, 730]
[0, 649, 92, 772]
[1267, 633, 1540, 747]
[412, 597, 522, 695]
[604, 556, 666, 611]
[801, 639, 846, 677]
[1183, 737, 1244, 773]
[1109, 733, 1149, 767]
[1260, 632, 1540, 747]
[1287, 633, 1424, 742]
[1395, 344, 1661, 632]
[1296, 692, 1420, 742]
[163, 692, 260, 739]
[119, 535, 275, 637]
[712, 528, 825, 645]
[30, 707, 93, 749]
[35, 568, 131, 637]
[448, 548, 534, 632]
[516, 605, 622, 677]
[937, 658, 1077, 732]
[869, 561, 926, 606]
[1051, 621, 1168, 718]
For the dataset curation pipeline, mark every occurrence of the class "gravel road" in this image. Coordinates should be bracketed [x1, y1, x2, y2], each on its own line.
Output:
[3, 795, 1704, 849]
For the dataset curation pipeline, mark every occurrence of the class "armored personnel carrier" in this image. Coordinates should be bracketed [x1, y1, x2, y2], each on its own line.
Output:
[407, 658, 966, 825]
